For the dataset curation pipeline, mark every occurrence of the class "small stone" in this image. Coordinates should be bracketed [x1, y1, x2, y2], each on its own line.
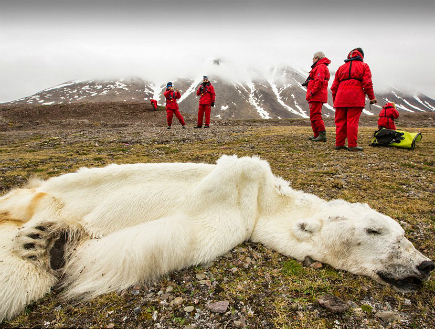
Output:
[317, 294, 350, 313]
[184, 306, 195, 313]
[196, 273, 206, 280]
[106, 324, 115, 328]
[133, 307, 141, 314]
[231, 267, 238, 273]
[202, 261, 214, 269]
[199, 279, 211, 286]
[403, 298, 411, 305]
[171, 297, 184, 306]
[309, 261, 323, 269]
[166, 286, 174, 293]
[375, 311, 401, 323]
[303, 256, 315, 267]
[206, 300, 230, 313]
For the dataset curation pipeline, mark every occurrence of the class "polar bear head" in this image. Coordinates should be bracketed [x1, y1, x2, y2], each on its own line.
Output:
[293, 200, 434, 292]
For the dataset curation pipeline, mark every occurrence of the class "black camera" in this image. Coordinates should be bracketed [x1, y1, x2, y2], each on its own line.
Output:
[301, 77, 310, 87]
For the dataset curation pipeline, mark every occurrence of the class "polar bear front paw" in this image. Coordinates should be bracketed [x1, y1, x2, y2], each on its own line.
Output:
[14, 223, 56, 265]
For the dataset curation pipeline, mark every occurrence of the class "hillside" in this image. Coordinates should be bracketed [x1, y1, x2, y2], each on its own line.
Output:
[3, 68, 435, 120]
[0, 104, 434, 328]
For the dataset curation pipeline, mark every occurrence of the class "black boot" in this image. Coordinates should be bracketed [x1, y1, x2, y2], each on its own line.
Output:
[312, 131, 326, 142]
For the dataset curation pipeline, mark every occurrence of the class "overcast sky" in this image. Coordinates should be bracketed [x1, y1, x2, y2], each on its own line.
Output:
[1, 0, 435, 102]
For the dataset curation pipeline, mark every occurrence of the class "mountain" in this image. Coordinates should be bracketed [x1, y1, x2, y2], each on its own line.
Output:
[3, 66, 435, 119]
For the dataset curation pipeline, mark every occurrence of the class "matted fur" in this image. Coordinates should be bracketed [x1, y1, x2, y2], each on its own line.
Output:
[0, 155, 433, 321]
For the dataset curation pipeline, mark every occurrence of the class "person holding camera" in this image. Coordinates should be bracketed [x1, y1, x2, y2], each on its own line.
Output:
[331, 48, 377, 151]
[164, 82, 186, 129]
[195, 76, 216, 128]
[304, 51, 331, 142]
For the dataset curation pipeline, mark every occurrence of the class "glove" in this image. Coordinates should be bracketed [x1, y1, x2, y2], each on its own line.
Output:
[370, 98, 377, 104]
[211, 102, 215, 107]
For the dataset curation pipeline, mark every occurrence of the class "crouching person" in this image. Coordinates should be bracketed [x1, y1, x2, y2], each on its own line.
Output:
[378, 102, 399, 130]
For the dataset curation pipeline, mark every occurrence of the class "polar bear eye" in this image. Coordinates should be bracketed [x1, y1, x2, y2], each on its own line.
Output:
[366, 228, 381, 235]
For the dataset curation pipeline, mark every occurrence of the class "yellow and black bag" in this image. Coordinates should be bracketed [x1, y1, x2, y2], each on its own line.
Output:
[370, 128, 422, 149]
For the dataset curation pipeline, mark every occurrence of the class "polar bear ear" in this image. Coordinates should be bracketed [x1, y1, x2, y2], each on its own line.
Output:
[292, 218, 322, 241]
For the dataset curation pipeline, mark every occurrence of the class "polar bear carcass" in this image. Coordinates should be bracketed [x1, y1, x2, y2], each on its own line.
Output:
[0, 155, 433, 321]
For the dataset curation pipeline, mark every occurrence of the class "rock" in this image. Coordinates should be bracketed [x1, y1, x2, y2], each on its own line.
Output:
[199, 279, 211, 286]
[171, 297, 184, 306]
[317, 294, 350, 313]
[375, 311, 401, 323]
[309, 261, 323, 269]
[196, 273, 206, 280]
[303, 256, 315, 267]
[206, 301, 230, 313]
[184, 306, 195, 313]
[133, 307, 141, 315]
[165, 286, 174, 293]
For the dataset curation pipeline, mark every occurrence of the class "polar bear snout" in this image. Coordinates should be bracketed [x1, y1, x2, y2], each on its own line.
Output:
[417, 260, 435, 276]
[376, 259, 434, 292]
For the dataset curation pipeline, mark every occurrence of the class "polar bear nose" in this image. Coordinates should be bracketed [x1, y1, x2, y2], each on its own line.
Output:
[417, 260, 435, 276]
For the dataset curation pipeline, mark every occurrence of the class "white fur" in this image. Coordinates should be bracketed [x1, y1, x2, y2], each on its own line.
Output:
[0, 155, 432, 321]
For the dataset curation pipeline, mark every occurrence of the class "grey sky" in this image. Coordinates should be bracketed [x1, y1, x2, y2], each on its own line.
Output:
[1, 0, 435, 102]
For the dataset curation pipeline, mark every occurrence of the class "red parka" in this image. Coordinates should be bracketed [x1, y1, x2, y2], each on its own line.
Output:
[306, 57, 331, 103]
[164, 90, 181, 110]
[378, 102, 399, 130]
[150, 99, 157, 109]
[331, 49, 375, 108]
[196, 82, 216, 105]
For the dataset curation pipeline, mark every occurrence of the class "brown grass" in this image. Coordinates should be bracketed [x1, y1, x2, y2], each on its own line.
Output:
[0, 120, 434, 328]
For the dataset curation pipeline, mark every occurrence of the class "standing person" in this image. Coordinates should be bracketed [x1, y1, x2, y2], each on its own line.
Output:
[195, 76, 216, 128]
[164, 82, 186, 129]
[304, 51, 331, 142]
[150, 99, 158, 110]
[378, 102, 399, 130]
[331, 48, 377, 151]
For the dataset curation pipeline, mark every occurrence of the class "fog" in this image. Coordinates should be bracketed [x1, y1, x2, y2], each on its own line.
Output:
[1, 0, 435, 102]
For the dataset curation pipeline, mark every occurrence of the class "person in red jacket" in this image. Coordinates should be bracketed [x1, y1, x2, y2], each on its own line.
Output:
[195, 76, 216, 128]
[304, 51, 331, 142]
[378, 102, 399, 130]
[163, 82, 186, 129]
[150, 99, 158, 110]
[331, 48, 377, 151]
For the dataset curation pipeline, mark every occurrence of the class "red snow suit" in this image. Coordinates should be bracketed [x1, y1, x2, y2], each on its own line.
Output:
[150, 99, 158, 110]
[164, 90, 181, 110]
[306, 57, 331, 103]
[330, 49, 375, 107]
[164, 90, 185, 127]
[196, 82, 215, 105]
[378, 102, 399, 130]
[196, 82, 216, 126]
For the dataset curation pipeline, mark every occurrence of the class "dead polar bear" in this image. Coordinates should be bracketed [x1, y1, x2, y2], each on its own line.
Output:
[0, 155, 434, 321]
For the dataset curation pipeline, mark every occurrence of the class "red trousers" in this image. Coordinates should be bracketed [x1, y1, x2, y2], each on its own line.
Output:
[309, 102, 325, 137]
[335, 107, 363, 147]
[166, 109, 185, 126]
[197, 104, 211, 126]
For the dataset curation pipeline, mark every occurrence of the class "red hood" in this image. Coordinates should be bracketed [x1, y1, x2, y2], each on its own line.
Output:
[312, 57, 331, 68]
[383, 102, 396, 109]
[347, 49, 364, 60]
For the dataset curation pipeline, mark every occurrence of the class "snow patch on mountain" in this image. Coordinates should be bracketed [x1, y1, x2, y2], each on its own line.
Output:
[179, 78, 201, 103]
[268, 79, 307, 118]
[247, 82, 270, 119]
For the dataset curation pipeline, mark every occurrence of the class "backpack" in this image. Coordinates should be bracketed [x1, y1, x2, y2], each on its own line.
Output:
[370, 128, 422, 149]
